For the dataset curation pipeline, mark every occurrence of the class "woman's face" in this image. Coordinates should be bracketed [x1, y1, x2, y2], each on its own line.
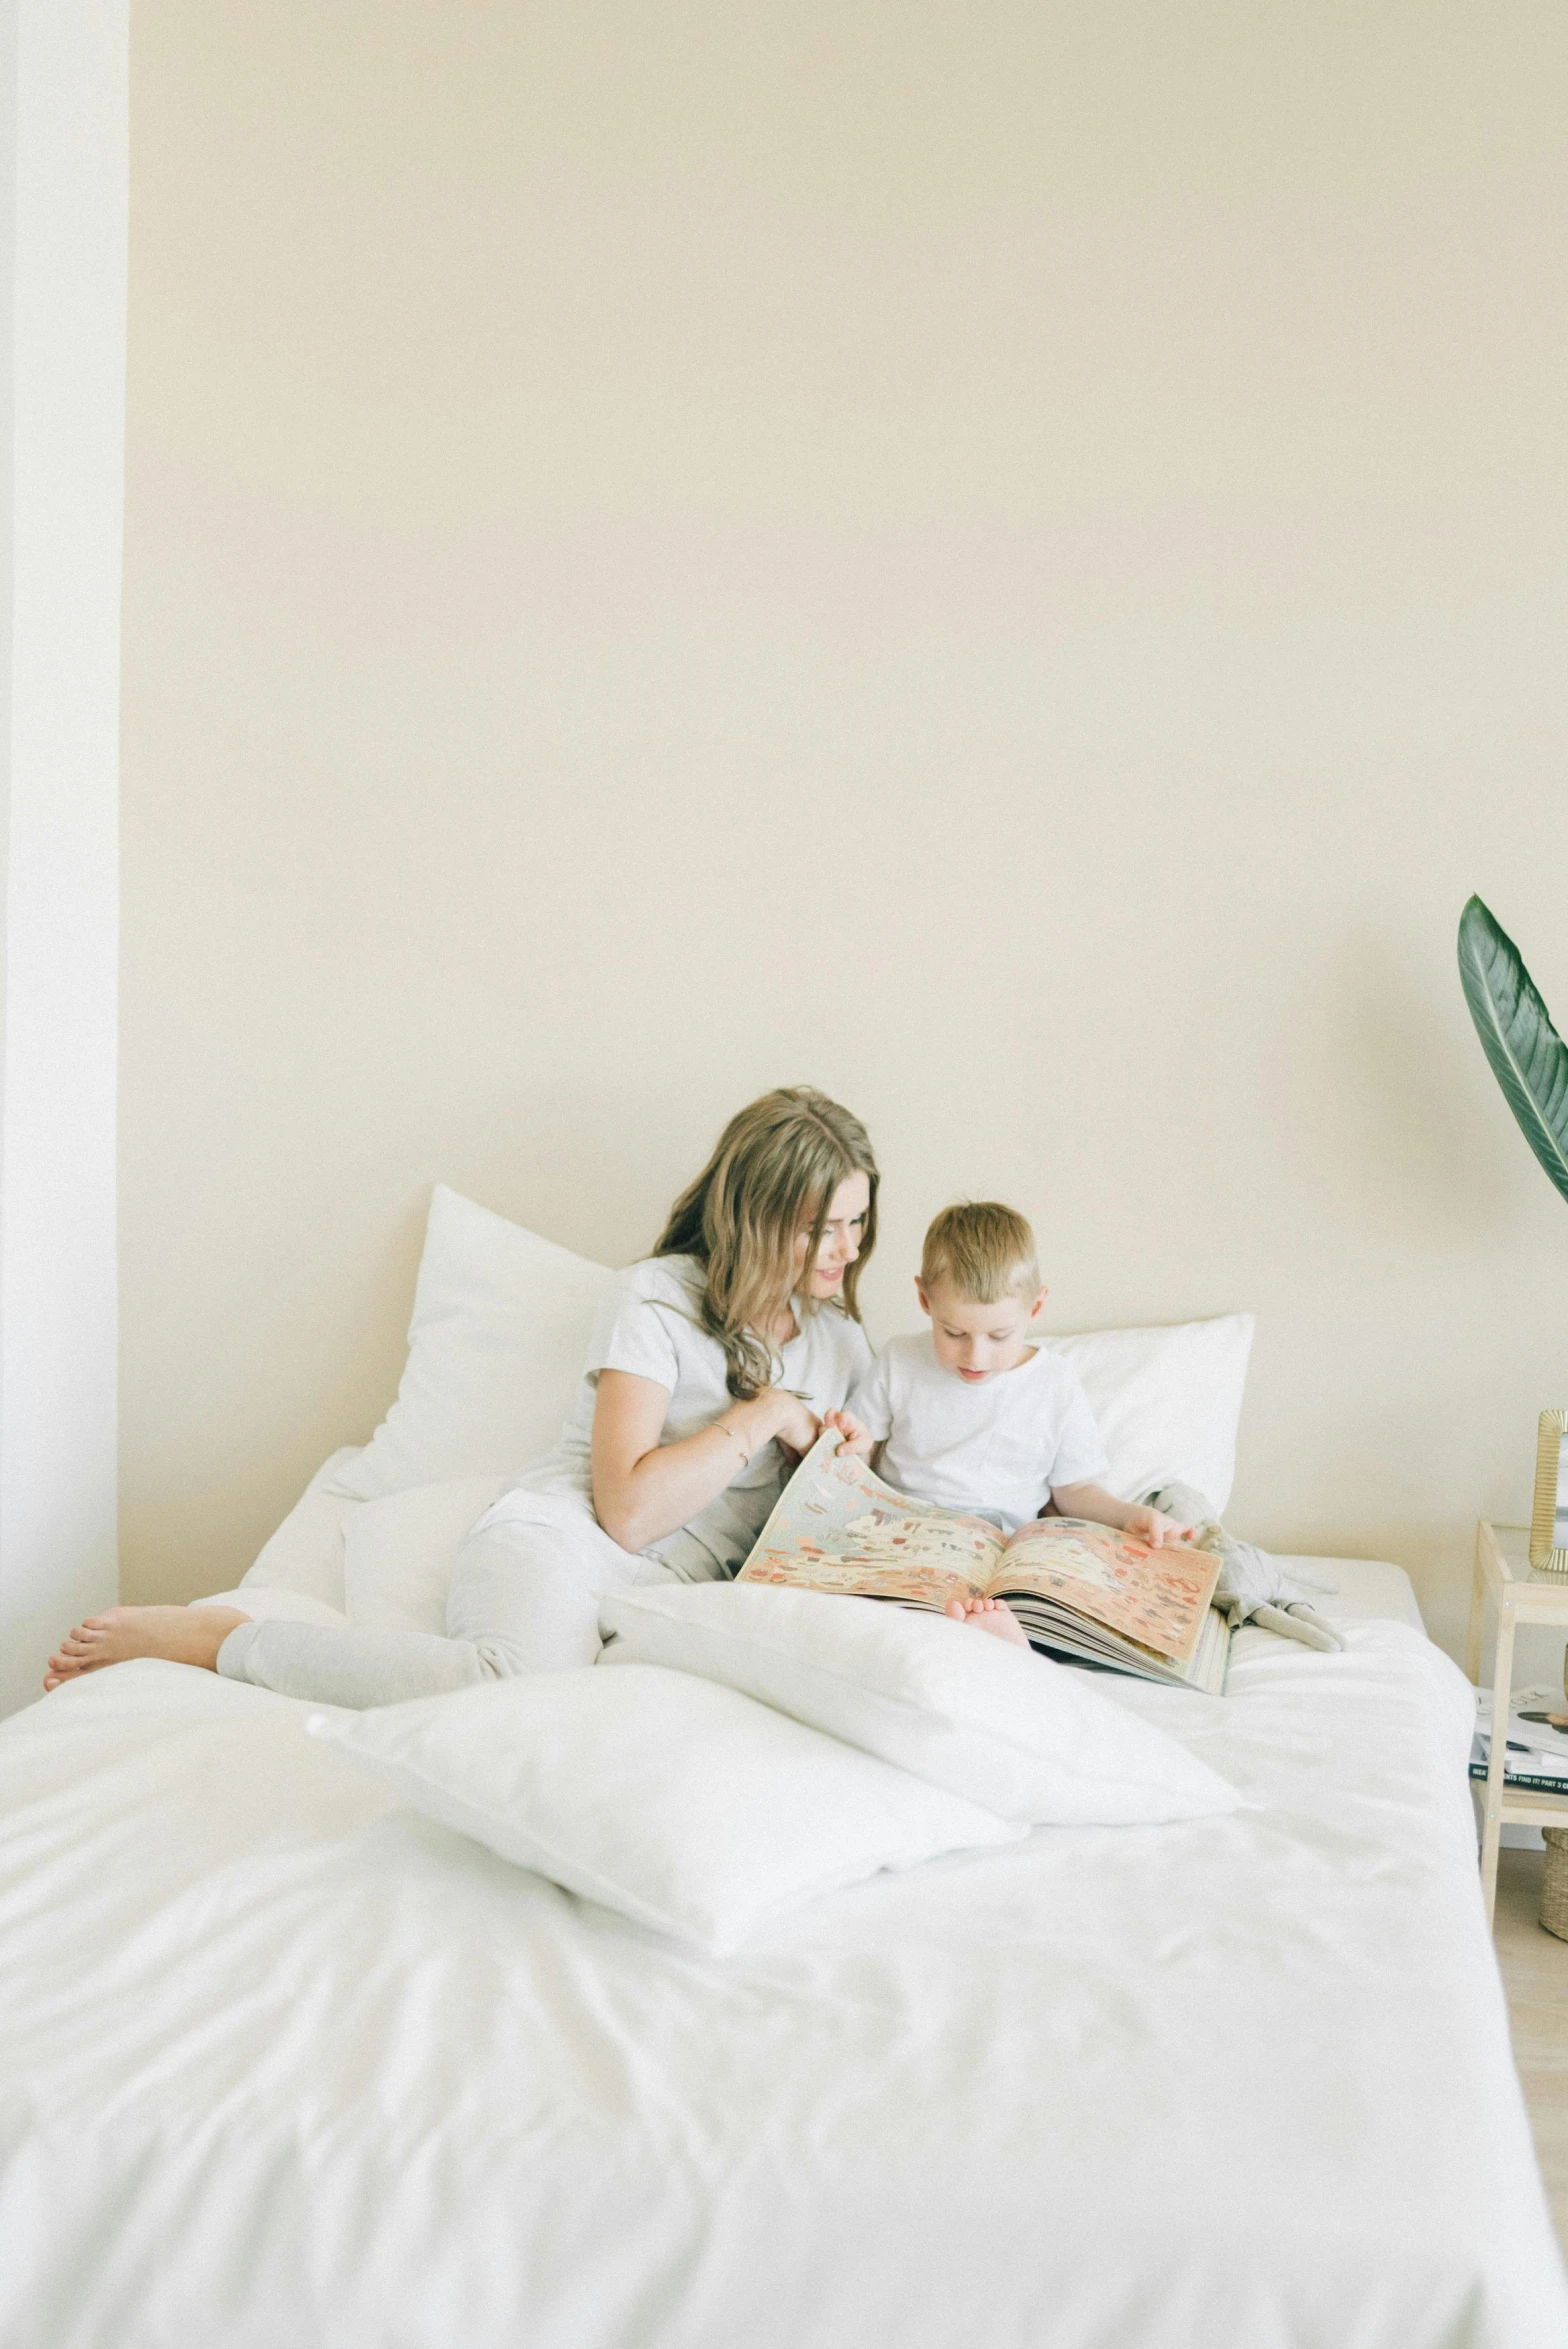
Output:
[794, 1170, 872, 1300]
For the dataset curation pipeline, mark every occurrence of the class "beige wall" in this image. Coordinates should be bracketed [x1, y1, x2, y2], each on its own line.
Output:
[122, 1, 1568, 1661]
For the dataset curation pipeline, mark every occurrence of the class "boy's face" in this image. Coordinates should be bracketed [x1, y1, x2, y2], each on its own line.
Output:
[916, 1275, 1047, 1382]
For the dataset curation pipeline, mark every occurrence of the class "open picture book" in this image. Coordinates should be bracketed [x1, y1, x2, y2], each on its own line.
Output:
[738, 1434, 1232, 1694]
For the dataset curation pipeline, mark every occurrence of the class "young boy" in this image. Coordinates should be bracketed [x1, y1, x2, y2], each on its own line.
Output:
[833, 1201, 1189, 1648]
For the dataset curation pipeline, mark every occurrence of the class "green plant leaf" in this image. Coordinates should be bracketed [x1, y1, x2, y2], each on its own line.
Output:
[1457, 894, 1568, 1206]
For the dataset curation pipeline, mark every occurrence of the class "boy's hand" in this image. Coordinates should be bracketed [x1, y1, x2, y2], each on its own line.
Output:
[822, 1410, 875, 1459]
[1122, 1504, 1193, 1549]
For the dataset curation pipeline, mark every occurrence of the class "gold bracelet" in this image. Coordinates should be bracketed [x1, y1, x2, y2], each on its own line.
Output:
[712, 1419, 751, 1468]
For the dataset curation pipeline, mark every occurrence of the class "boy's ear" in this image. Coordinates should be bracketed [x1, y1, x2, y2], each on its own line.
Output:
[1027, 1285, 1049, 1319]
[914, 1275, 931, 1316]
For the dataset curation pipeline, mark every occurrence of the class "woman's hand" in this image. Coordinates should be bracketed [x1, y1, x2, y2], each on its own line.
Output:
[591, 1371, 788, 1555]
[821, 1409, 874, 1460]
[590, 1376, 828, 1553]
[768, 1390, 823, 1461]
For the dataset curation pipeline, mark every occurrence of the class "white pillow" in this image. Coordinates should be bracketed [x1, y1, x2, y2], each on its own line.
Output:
[308, 1184, 1250, 1526]
[237, 1446, 367, 1607]
[325, 1187, 613, 1502]
[307, 1664, 1021, 1955]
[1052, 1312, 1253, 1513]
[191, 1586, 350, 1628]
[600, 1583, 1240, 1827]
[342, 1476, 509, 1635]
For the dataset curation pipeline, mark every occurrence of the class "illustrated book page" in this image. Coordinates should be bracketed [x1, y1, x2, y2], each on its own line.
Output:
[739, 1434, 1008, 1611]
[993, 1518, 1220, 1669]
[738, 1435, 1227, 1691]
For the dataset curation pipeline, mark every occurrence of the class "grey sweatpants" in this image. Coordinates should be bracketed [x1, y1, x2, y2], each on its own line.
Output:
[216, 1492, 681, 1709]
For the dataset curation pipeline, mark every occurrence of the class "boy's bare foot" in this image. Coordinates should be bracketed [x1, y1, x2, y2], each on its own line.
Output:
[945, 1595, 1032, 1650]
[43, 1605, 250, 1692]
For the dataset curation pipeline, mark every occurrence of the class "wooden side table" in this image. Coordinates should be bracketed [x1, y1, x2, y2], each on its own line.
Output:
[1467, 1520, 1568, 1924]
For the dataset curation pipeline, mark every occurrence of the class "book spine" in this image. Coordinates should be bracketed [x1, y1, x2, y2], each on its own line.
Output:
[1468, 1759, 1568, 1794]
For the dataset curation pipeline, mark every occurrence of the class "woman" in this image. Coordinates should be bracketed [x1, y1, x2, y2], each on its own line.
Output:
[45, 1088, 879, 1707]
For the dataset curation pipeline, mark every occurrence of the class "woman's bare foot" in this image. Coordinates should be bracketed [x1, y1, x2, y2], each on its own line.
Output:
[945, 1595, 1032, 1650]
[43, 1605, 250, 1692]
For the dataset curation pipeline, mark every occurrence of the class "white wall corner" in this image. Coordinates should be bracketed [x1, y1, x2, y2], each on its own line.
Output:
[0, 0, 128, 1714]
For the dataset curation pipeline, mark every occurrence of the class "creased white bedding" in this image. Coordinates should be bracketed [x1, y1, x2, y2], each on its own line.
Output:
[1, 1604, 1563, 2349]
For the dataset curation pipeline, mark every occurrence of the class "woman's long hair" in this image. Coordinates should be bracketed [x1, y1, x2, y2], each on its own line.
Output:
[654, 1088, 879, 1399]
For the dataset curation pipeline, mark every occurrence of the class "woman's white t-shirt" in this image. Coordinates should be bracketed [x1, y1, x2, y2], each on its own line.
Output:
[848, 1331, 1109, 1533]
[522, 1254, 873, 1580]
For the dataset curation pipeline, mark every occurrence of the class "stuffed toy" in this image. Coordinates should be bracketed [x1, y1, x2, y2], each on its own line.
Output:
[1141, 1482, 1346, 1653]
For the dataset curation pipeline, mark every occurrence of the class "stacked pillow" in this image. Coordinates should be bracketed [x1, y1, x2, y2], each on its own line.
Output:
[322, 1187, 613, 1503]
[242, 1185, 1251, 1623]
[1052, 1314, 1252, 1517]
[312, 1185, 1252, 1517]
[601, 1582, 1238, 1828]
[309, 1665, 1025, 1957]
[341, 1476, 509, 1636]
[268, 1183, 1250, 1950]
[313, 1584, 1240, 1955]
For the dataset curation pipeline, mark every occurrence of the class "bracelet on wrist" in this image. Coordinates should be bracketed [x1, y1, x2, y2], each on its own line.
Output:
[713, 1419, 752, 1469]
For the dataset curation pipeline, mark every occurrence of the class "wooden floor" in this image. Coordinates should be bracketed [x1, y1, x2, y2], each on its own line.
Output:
[1494, 1846, 1568, 2250]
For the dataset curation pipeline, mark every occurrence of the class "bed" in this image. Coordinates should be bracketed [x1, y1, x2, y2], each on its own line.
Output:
[1, 1557, 1563, 2349]
[5, 1190, 1564, 2344]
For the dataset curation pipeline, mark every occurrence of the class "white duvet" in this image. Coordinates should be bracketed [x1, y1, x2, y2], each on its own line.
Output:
[0, 1612, 1563, 2349]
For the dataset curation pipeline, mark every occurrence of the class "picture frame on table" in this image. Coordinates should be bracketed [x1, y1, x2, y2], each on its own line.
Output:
[1529, 1409, 1568, 1575]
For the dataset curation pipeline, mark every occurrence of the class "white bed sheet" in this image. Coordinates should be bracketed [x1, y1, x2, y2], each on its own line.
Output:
[0, 1583, 1562, 2349]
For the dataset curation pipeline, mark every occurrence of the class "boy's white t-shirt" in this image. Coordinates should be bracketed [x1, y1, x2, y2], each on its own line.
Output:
[848, 1331, 1110, 1532]
[518, 1254, 874, 1581]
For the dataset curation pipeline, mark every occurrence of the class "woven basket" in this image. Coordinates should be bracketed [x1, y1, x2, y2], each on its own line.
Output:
[1542, 1828, 1568, 1942]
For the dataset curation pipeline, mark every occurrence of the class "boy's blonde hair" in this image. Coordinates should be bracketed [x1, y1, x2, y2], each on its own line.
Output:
[920, 1201, 1040, 1305]
[654, 1087, 879, 1399]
